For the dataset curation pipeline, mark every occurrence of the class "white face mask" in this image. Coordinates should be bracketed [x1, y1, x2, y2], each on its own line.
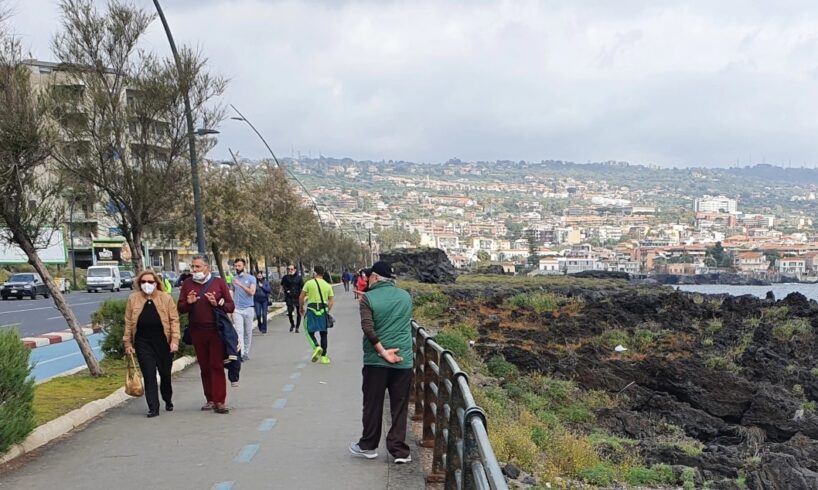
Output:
[141, 282, 156, 295]
[192, 271, 206, 281]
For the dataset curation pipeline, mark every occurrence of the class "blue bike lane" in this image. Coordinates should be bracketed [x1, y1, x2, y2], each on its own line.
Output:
[29, 332, 106, 382]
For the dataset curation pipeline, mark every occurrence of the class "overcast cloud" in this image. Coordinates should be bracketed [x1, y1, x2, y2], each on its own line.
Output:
[9, 0, 818, 166]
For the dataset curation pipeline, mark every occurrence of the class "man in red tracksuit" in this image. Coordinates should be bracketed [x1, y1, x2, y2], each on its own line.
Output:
[178, 255, 235, 414]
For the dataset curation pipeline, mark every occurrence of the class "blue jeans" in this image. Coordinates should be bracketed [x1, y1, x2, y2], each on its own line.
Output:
[254, 301, 269, 333]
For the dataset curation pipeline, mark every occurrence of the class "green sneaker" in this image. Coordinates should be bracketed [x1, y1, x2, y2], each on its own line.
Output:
[319, 356, 331, 365]
[311, 346, 322, 363]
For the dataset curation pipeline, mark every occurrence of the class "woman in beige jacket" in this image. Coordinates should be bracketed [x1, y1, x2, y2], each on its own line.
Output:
[123, 270, 181, 417]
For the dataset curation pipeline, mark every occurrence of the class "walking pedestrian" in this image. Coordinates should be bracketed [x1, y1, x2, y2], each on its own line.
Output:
[299, 265, 334, 364]
[254, 271, 271, 334]
[124, 270, 180, 418]
[178, 255, 235, 414]
[349, 261, 413, 463]
[231, 258, 257, 360]
[342, 270, 351, 292]
[355, 269, 369, 297]
[281, 264, 304, 332]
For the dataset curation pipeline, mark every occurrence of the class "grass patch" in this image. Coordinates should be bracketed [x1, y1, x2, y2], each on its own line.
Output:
[626, 464, 675, 486]
[507, 292, 559, 313]
[706, 318, 723, 335]
[763, 305, 790, 322]
[772, 318, 812, 342]
[704, 355, 740, 374]
[33, 357, 129, 426]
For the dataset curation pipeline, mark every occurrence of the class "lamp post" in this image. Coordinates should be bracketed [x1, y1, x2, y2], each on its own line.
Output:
[69, 198, 77, 290]
[152, 0, 207, 254]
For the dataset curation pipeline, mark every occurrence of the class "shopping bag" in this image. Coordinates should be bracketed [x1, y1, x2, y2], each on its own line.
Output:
[125, 353, 144, 397]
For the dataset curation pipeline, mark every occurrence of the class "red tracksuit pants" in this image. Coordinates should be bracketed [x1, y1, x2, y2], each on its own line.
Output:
[190, 327, 227, 404]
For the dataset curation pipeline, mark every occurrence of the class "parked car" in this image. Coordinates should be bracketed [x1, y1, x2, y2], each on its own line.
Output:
[1, 273, 49, 300]
[86, 265, 121, 292]
[120, 270, 134, 290]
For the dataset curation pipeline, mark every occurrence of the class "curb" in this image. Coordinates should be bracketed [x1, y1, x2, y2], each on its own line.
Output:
[0, 355, 197, 466]
[22, 324, 103, 350]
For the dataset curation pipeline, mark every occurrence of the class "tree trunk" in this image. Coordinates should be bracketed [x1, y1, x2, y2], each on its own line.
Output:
[212, 243, 225, 278]
[126, 227, 145, 273]
[11, 227, 103, 376]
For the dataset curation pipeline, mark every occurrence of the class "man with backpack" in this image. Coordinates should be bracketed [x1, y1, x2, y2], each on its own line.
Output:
[299, 265, 334, 364]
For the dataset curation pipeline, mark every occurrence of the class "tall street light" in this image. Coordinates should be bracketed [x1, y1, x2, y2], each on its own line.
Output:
[152, 0, 207, 254]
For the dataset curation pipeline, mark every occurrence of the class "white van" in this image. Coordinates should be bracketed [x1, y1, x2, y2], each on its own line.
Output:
[86, 265, 121, 293]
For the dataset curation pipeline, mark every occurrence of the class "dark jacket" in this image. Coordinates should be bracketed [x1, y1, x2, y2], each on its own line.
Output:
[215, 308, 240, 362]
[254, 279, 271, 304]
[281, 274, 303, 300]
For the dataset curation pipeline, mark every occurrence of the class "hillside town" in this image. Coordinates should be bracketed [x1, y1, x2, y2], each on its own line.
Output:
[282, 157, 818, 281]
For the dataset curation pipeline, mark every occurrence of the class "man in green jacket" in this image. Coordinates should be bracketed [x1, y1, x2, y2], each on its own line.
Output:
[349, 261, 414, 464]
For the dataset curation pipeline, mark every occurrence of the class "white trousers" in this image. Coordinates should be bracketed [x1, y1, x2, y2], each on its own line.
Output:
[233, 307, 255, 358]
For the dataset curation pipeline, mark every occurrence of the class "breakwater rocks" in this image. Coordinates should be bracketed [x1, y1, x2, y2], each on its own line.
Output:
[650, 273, 771, 286]
[433, 279, 818, 489]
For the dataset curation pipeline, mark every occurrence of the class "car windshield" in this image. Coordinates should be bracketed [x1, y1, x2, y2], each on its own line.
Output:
[88, 268, 112, 277]
[121, 271, 133, 278]
[9, 274, 34, 282]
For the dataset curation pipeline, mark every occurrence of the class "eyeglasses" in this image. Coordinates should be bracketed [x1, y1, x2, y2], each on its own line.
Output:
[140, 280, 156, 284]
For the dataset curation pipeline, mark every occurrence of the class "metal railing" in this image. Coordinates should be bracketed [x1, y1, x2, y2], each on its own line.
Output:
[410, 320, 508, 490]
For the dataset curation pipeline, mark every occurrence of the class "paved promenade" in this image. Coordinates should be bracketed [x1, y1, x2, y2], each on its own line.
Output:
[0, 287, 425, 489]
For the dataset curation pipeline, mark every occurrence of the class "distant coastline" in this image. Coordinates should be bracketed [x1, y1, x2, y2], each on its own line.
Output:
[646, 272, 817, 286]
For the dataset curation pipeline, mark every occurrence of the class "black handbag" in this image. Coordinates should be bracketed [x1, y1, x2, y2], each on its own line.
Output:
[314, 279, 335, 328]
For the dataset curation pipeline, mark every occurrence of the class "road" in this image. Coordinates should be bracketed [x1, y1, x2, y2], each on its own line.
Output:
[0, 288, 154, 338]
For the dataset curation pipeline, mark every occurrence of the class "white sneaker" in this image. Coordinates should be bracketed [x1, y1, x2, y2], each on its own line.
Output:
[394, 455, 412, 464]
[231, 382, 239, 387]
[349, 442, 378, 459]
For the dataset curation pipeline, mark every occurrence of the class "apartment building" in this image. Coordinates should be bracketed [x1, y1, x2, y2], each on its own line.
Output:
[695, 195, 738, 214]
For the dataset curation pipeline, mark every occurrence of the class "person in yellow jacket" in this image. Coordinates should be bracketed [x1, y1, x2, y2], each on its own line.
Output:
[158, 273, 173, 294]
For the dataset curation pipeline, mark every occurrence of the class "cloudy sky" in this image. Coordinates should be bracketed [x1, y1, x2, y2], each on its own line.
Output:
[9, 0, 818, 167]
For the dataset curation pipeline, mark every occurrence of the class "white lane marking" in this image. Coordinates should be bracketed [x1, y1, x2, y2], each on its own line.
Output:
[47, 316, 63, 320]
[0, 301, 105, 315]
[33, 344, 102, 366]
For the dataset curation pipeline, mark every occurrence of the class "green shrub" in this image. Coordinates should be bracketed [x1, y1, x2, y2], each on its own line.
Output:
[0, 329, 36, 453]
[706, 318, 723, 334]
[578, 462, 617, 486]
[812, 367, 818, 379]
[96, 299, 128, 359]
[435, 329, 468, 358]
[487, 355, 519, 379]
[682, 467, 697, 488]
[626, 465, 675, 486]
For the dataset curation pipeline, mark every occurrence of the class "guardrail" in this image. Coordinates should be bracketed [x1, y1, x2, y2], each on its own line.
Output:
[410, 320, 508, 490]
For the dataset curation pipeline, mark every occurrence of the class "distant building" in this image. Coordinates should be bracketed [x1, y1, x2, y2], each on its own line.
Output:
[695, 195, 737, 214]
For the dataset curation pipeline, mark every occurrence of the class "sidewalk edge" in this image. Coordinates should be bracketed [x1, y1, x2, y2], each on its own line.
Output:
[0, 355, 197, 466]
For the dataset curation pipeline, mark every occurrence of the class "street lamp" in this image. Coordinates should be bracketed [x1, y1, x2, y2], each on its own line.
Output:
[192, 128, 220, 136]
[152, 0, 207, 254]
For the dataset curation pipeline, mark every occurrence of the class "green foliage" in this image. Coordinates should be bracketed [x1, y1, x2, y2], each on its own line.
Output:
[507, 292, 558, 313]
[772, 318, 812, 342]
[487, 355, 519, 379]
[434, 329, 468, 358]
[763, 305, 790, 322]
[706, 318, 723, 334]
[811, 367, 818, 378]
[801, 400, 816, 413]
[682, 466, 697, 489]
[95, 299, 127, 359]
[625, 465, 675, 486]
[702, 337, 714, 347]
[596, 329, 629, 349]
[0, 329, 36, 453]
[578, 462, 617, 486]
[792, 384, 805, 397]
[588, 430, 637, 453]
